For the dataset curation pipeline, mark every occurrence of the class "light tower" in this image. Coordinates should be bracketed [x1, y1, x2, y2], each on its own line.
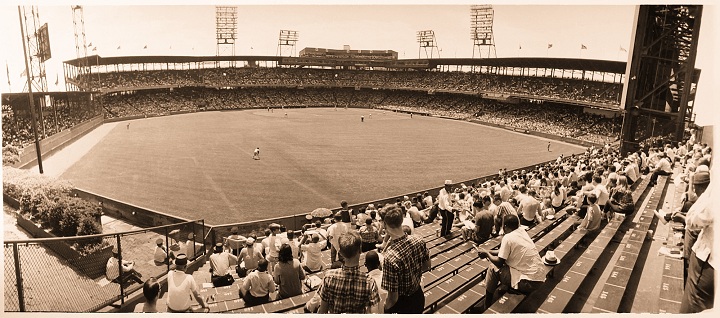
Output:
[471, 5, 497, 59]
[276, 30, 299, 57]
[216, 6, 238, 66]
[70, 5, 88, 91]
[416, 30, 440, 59]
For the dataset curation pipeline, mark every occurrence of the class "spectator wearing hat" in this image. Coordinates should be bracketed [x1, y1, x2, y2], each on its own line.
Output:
[300, 232, 326, 273]
[318, 231, 381, 314]
[274, 243, 306, 299]
[265, 223, 287, 277]
[210, 242, 238, 287]
[238, 237, 263, 277]
[153, 238, 174, 266]
[476, 214, 546, 312]
[242, 259, 276, 307]
[327, 212, 348, 264]
[680, 184, 714, 313]
[106, 246, 143, 285]
[167, 254, 208, 312]
[184, 233, 202, 261]
[381, 205, 431, 314]
[438, 180, 457, 237]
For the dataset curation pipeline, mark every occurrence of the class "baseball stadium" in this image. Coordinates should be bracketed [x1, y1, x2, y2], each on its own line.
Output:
[1, 4, 715, 314]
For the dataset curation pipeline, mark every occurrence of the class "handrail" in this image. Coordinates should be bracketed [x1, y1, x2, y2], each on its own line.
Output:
[3, 219, 204, 244]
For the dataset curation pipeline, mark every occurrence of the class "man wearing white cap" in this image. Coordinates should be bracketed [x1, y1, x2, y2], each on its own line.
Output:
[153, 238, 174, 265]
[438, 180, 457, 237]
[106, 246, 143, 285]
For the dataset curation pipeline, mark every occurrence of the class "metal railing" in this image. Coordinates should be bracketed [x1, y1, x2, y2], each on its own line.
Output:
[4, 219, 205, 312]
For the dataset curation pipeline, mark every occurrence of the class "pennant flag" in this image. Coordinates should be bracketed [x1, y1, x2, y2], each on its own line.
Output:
[55, 74, 59, 85]
[92, 47, 97, 52]
[6, 61, 10, 86]
[143, 45, 147, 49]
[547, 43, 553, 49]
[581, 44, 587, 50]
[87, 42, 92, 47]
[519, 44, 522, 50]
[20, 68, 26, 77]
[117, 45, 121, 50]
[620, 46, 627, 52]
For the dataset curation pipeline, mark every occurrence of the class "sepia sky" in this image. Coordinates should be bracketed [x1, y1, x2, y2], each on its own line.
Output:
[0, 1, 717, 125]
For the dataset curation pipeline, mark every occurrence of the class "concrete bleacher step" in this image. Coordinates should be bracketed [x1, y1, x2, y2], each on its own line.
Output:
[656, 182, 685, 314]
[534, 174, 653, 314]
[590, 175, 668, 313]
[425, 210, 572, 314]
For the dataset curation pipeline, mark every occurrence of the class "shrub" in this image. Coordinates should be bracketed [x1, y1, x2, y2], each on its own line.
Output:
[2, 144, 22, 166]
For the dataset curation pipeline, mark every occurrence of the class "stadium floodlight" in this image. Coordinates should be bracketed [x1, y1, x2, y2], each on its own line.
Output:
[277, 30, 299, 57]
[471, 4, 497, 60]
[216, 6, 238, 66]
[416, 30, 440, 59]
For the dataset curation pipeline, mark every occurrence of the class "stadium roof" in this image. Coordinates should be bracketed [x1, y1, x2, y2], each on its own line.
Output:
[425, 57, 627, 74]
[64, 55, 628, 74]
[63, 55, 283, 67]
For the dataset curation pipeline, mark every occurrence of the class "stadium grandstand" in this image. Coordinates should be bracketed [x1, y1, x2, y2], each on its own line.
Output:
[2, 4, 713, 315]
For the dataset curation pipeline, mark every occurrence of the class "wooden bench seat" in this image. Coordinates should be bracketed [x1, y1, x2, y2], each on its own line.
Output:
[591, 175, 668, 313]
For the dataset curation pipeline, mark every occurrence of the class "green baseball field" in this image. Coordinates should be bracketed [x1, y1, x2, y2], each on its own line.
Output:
[59, 108, 584, 225]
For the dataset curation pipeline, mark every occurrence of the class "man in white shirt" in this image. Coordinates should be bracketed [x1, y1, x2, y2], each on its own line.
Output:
[107, 247, 143, 285]
[477, 214, 546, 311]
[209, 243, 238, 287]
[153, 238, 174, 265]
[300, 233, 327, 273]
[649, 153, 673, 187]
[438, 180, 456, 237]
[242, 259, 276, 307]
[591, 175, 610, 211]
[327, 213, 348, 263]
[517, 189, 541, 227]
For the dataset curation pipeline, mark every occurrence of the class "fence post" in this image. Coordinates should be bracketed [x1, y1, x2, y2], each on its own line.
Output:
[165, 226, 170, 274]
[202, 221, 207, 258]
[13, 243, 26, 312]
[116, 234, 124, 305]
[191, 222, 196, 260]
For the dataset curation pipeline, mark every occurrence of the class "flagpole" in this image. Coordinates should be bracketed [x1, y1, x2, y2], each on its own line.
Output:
[18, 6, 43, 174]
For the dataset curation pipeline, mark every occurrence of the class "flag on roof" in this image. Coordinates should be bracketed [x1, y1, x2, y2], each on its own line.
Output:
[87, 42, 92, 47]
[143, 45, 147, 49]
[92, 47, 97, 52]
[55, 74, 59, 85]
[519, 44, 522, 50]
[581, 44, 587, 50]
[547, 43, 553, 49]
[5, 61, 10, 86]
[620, 46, 627, 52]
[117, 45, 121, 50]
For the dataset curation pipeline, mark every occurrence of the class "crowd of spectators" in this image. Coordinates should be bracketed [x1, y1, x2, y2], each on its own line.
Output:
[130, 137, 712, 313]
[2, 98, 100, 148]
[94, 87, 620, 144]
[77, 67, 622, 106]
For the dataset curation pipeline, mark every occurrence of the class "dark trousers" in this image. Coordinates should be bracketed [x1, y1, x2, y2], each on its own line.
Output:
[484, 264, 543, 309]
[385, 287, 424, 314]
[439, 209, 454, 237]
[680, 252, 714, 313]
[650, 169, 671, 185]
[243, 292, 270, 307]
[520, 217, 535, 227]
[425, 204, 439, 223]
[361, 241, 377, 252]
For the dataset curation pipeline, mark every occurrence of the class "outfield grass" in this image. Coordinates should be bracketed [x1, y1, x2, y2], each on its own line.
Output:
[60, 108, 584, 225]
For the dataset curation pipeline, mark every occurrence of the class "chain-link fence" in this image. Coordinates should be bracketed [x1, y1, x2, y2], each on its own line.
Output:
[4, 220, 205, 312]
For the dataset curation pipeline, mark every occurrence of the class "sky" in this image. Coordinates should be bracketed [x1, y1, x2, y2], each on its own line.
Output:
[0, 1, 717, 126]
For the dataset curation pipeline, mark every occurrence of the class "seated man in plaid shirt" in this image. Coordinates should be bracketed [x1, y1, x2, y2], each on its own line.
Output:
[318, 231, 381, 313]
[381, 205, 431, 313]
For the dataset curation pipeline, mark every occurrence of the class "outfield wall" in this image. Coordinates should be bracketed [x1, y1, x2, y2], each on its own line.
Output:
[16, 115, 105, 169]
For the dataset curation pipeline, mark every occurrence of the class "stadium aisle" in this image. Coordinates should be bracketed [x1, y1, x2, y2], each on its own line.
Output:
[28, 122, 118, 177]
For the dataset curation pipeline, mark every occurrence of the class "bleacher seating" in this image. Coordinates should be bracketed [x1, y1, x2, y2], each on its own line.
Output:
[590, 175, 668, 313]
[656, 172, 686, 313]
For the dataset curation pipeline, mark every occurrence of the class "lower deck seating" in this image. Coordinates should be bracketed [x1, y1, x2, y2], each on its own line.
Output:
[591, 175, 668, 312]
